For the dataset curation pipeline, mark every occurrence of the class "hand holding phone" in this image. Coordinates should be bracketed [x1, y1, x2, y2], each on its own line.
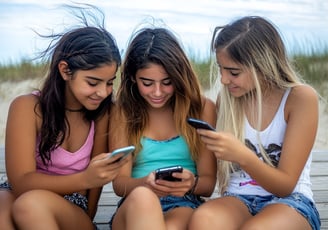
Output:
[109, 145, 135, 163]
[187, 117, 216, 131]
[155, 165, 183, 181]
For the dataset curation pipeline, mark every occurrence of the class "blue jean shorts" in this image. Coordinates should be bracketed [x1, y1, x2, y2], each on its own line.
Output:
[108, 193, 203, 229]
[160, 193, 204, 212]
[224, 191, 321, 230]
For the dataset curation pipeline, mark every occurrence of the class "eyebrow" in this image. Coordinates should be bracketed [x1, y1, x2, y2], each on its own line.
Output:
[219, 65, 241, 71]
[86, 75, 117, 81]
[139, 77, 171, 81]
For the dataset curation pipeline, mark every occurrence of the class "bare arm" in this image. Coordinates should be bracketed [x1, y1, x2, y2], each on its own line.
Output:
[108, 105, 140, 197]
[87, 111, 109, 219]
[193, 97, 217, 197]
[198, 85, 318, 197]
[242, 85, 318, 196]
[6, 95, 125, 197]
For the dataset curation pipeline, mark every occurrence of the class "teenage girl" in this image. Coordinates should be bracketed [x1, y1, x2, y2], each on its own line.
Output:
[188, 16, 321, 230]
[108, 27, 217, 230]
[0, 5, 127, 229]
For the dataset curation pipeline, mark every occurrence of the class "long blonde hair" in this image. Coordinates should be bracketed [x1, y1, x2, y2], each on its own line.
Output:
[211, 16, 303, 194]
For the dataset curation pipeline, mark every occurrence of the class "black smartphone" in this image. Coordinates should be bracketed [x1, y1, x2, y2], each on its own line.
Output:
[155, 165, 183, 181]
[109, 145, 135, 162]
[187, 117, 216, 131]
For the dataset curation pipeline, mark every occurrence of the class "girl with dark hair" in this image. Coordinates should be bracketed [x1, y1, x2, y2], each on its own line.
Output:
[108, 27, 217, 230]
[0, 5, 126, 229]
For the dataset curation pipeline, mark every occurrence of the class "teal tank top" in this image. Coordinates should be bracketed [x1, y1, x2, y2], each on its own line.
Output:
[132, 136, 197, 178]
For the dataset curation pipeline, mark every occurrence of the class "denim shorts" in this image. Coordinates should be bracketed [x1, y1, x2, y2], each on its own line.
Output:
[108, 193, 203, 229]
[224, 191, 321, 230]
[0, 181, 88, 211]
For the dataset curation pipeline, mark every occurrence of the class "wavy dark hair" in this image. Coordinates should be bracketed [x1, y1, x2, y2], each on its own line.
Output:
[117, 27, 203, 160]
[36, 5, 121, 165]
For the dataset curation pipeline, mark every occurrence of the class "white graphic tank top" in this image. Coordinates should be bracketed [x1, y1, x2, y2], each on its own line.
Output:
[227, 88, 314, 200]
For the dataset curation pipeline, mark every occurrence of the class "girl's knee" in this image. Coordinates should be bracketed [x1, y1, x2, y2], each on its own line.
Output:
[127, 186, 158, 207]
[13, 190, 53, 218]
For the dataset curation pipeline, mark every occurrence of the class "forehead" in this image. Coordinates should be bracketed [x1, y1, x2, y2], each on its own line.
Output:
[76, 63, 117, 78]
[135, 63, 168, 80]
[216, 49, 238, 66]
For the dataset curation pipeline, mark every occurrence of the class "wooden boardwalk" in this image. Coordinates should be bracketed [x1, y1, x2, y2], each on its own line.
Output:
[1, 147, 327, 229]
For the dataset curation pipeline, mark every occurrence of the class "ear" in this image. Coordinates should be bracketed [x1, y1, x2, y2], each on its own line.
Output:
[58, 61, 70, 81]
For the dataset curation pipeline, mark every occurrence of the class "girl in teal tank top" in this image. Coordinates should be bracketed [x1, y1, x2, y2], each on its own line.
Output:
[109, 27, 217, 230]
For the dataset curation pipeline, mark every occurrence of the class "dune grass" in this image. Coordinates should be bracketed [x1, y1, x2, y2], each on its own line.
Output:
[0, 44, 327, 96]
[0, 59, 47, 82]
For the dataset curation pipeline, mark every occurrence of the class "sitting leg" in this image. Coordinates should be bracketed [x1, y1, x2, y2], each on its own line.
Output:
[188, 196, 251, 230]
[241, 203, 312, 230]
[12, 189, 94, 230]
[112, 186, 166, 230]
[0, 190, 16, 230]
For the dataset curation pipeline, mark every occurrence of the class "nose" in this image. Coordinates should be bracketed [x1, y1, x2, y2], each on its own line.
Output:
[97, 84, 112, 98]
[220, 72, 230, 85]
[153, 82, 163, 96]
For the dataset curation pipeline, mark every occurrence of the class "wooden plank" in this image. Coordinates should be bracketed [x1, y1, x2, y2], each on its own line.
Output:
[313, 190, 328, 203]
[311, 176, 328, 191]
[312, 150, 328, 162]
[1, 146, 328, 229]
[321, 221, 328, 230]
[311, 162, 328, 176]
[94, 205, 116, 224]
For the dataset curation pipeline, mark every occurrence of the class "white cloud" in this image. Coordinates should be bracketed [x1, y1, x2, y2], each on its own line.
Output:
[0, 0, 327, 63]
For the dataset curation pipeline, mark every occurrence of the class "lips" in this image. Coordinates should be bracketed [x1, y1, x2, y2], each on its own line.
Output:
[88, 97, 103, 105]
[150, 97, 166, 104]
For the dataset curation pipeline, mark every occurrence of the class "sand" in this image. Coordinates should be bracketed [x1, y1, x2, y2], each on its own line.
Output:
[1, 79, 327, 150]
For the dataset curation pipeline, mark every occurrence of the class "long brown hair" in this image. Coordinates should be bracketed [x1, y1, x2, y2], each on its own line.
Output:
[117, 27, 204, 160]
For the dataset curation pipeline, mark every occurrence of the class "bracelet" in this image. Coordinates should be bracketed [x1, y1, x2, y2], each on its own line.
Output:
[188, 174, 199, 194]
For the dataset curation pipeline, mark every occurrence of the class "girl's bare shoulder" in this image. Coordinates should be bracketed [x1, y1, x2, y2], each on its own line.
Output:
[288, 84, 318, 106]
[286, 84, 319, 121]
[9, 93, 39, 112]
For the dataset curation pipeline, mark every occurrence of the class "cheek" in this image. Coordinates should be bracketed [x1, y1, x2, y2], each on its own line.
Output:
[166, 86, 175, 96]
[244, 77, 256, 91]
[106, 86, 114, 95]
[136, 83, 149, 97]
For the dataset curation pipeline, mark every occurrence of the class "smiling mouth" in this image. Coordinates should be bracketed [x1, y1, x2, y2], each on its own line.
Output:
[89, 97, 103, 104]
[150, 98, 166, 103]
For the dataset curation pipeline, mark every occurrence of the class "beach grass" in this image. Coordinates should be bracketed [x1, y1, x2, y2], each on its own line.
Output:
[0, 45, 327, 96]
[0, 59, 47, 82]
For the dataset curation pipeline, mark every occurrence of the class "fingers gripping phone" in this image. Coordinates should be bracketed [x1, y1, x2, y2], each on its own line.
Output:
[187, 117, 216, 131]
[155, 165, 183, 181]
[109, 145, 135, 163]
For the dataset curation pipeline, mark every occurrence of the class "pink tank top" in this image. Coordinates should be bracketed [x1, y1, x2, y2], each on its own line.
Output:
[32, 91, 95, 175]
[36, 121, 94, 175]
[32, 90, 95, 175]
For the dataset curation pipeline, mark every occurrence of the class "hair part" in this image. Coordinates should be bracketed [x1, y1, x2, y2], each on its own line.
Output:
[117, 27, 204, 160]
[211, 16, 303, 194]
[36, 4, 121, 165]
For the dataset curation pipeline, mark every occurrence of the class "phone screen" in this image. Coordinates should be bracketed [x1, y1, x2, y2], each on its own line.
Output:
[155, 165, 183, 181]
[187, 118, 215, 131]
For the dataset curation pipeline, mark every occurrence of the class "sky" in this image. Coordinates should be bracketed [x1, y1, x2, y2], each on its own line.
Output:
[0, 0, 328, 64]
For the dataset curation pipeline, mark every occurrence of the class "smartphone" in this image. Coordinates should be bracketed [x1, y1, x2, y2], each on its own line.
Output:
[187, 117, 216, 131]
[155, 165, 183, 181]
[109, 145, 135, 162]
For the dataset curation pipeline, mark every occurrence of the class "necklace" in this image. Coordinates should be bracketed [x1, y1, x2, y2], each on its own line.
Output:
[65, 107, 84, 112]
